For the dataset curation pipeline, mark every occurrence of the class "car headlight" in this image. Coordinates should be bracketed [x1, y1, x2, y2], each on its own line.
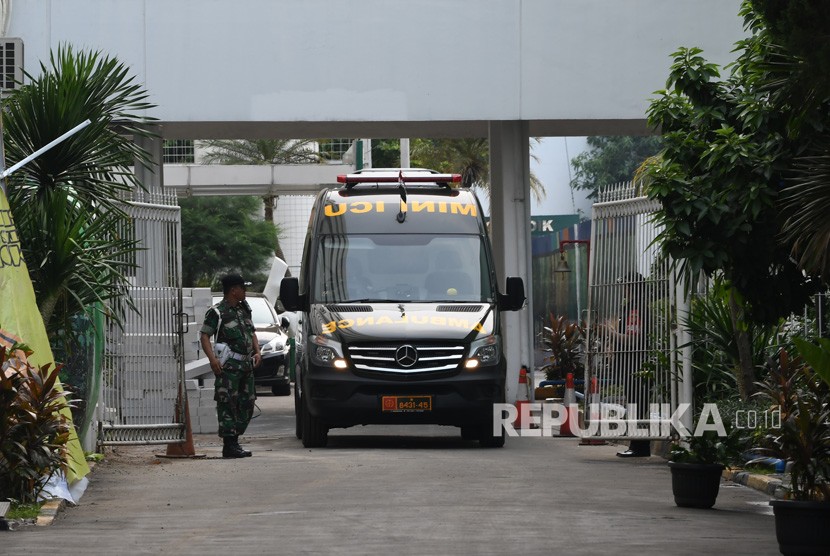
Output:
[465, 335, 500, 368]
[261, 335, 286, 354]
[310, 335, 347, 369]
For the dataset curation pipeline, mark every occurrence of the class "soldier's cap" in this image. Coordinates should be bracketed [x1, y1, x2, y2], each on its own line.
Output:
[220, 274, 252, 290]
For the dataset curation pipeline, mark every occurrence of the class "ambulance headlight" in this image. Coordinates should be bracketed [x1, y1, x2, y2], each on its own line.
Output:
[465, 336, 500, 368]
[310, 335, 346, 368]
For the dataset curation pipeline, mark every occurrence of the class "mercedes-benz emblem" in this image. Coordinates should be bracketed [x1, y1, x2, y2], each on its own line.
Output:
[395, 345, 418, 368]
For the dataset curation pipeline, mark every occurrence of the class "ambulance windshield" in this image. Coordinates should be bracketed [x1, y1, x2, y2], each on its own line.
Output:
[313, 234, 493, 304]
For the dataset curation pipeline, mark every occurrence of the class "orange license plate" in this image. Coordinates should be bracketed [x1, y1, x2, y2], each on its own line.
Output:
[381, 395, 433, 412]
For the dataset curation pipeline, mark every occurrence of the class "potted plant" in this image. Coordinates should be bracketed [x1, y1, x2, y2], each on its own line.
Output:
[667, 422, 743, 509]
[760, 338, 830, 556]
[537, 315, 584, 399]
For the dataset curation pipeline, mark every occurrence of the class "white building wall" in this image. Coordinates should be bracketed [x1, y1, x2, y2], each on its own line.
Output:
[7, 0, 745, 138]
[273, 195, 315, 278]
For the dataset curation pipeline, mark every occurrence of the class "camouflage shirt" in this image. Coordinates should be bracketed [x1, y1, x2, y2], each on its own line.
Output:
[201, 299, 256, 356]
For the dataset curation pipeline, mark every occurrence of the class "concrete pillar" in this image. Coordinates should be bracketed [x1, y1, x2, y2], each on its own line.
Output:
[132, 124, 165, 201]
[400, 138, 410, 168]
[488, 121, 533, 403]
[676, 277, 694, 433]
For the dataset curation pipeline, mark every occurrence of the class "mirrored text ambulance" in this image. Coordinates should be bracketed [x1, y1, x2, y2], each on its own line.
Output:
[280, 169, 525, 447]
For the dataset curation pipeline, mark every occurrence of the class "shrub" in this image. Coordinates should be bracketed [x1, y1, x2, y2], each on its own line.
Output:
[539, 315, 585, 381]
[0, 345, 72, 503]
[758, 343, 830, 501]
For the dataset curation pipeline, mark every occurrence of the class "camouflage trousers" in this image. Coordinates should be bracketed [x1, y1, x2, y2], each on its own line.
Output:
[214, 359, 256, 437]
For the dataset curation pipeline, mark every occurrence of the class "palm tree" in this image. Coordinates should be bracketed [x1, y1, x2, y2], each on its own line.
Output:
[781, 133, 830, 283]
[201, 138, 320, 263]
[3, 45, 155, 334]
[11, 190, 142, 333]
[410, 138, 546, 203]
[741, 4, 830, 288]
[201, 138, 320, 166]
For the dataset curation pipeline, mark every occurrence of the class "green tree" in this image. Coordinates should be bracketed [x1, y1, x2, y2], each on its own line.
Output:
[3, 45, 155, 334]
[749, 0, 830, 281]
[371, 139, 402, 168]
[751, 0, 830, 100]
[683, 275, 781, 401]
[201, 138, 317, 264]
[570, 136, 663, 198]
[642, 3, 827, 327]
[410, 138, 546, 202]
[179, 196, 277, 288]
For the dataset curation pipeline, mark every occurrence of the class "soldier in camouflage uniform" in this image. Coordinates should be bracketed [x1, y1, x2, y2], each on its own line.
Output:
[199, 274, 261, 458]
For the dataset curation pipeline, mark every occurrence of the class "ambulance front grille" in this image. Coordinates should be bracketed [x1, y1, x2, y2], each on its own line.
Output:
[348, 343, 465, 376]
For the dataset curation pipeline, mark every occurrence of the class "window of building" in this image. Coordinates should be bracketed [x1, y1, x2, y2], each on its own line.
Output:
[319, 138, 353, 162]
[163, 140, 195, 164]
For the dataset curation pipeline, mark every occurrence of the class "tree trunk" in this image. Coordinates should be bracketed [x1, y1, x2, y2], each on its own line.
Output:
[262, 195, 274, 223]
[38, 290, 60, 336]
[727, 288, 756, 401]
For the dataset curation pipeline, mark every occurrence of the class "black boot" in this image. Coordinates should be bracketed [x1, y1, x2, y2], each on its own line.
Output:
[222, 436, 246, 459]
[616, 440, 651, 458]
[234, 435, 252, 457]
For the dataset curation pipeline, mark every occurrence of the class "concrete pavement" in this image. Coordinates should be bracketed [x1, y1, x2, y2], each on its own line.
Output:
[1, 394, 781, 555]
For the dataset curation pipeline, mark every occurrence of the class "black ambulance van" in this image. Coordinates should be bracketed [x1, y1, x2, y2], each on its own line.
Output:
[280, 169, 525, 447]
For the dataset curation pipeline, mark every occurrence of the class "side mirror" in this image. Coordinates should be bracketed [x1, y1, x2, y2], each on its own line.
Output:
[498, 276, 525, 312]
[280, 277, 307, 312]
[280, 316, 290, 330]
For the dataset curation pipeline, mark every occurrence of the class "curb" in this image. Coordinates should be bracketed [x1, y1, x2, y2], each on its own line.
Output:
[723, 468, 789, 499]
[34, 460, 97, 527]
[36, 499, 66, 526]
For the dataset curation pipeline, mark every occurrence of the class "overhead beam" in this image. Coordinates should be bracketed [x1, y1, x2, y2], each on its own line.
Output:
[157, 119, 653, 141]
[164, 163, 354, 197]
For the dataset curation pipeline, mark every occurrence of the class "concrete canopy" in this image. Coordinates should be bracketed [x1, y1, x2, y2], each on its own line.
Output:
[8, 0, 744, 141]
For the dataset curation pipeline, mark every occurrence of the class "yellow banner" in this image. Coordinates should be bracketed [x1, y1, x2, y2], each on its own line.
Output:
[0, 188, 90, 484]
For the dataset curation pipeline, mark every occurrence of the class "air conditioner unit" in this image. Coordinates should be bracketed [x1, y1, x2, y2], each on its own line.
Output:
[0, 38, 23, 90]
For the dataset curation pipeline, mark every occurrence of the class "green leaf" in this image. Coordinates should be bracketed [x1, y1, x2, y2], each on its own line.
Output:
[793, 337, 830, 388]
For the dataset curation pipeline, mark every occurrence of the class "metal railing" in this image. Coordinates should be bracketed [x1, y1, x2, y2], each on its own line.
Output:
[583, 182, 678, 439]
[99, 189, 186, 446]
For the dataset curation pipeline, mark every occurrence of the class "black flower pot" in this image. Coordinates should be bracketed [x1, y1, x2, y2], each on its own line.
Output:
[769, 499, 830, 556]
[668, 461, 724, 509]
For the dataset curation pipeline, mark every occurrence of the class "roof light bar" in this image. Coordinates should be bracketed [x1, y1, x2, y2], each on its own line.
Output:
[337, 173, 462, 184]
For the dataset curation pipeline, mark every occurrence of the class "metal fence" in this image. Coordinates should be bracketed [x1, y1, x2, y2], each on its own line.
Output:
[531, 220, 592, 340]
[583, 182, 678, 440]
[99, 186, 186, 446]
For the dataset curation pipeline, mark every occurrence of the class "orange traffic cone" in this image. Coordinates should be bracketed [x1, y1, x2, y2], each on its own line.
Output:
[513, 365, 536, 430]
[580, 376, 606, 445]
[158, 384, 205, 459]
[557, 372, 577, 437]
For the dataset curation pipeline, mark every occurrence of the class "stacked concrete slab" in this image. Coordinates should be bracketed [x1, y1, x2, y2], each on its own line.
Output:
[182, 287, 214, 364]
[186, 378, 216, 434]
[182, 288, 217, 434]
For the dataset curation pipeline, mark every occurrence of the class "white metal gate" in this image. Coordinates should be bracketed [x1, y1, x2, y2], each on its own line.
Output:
[583, 183, 678, 440]
[99, 187, 186, 446]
